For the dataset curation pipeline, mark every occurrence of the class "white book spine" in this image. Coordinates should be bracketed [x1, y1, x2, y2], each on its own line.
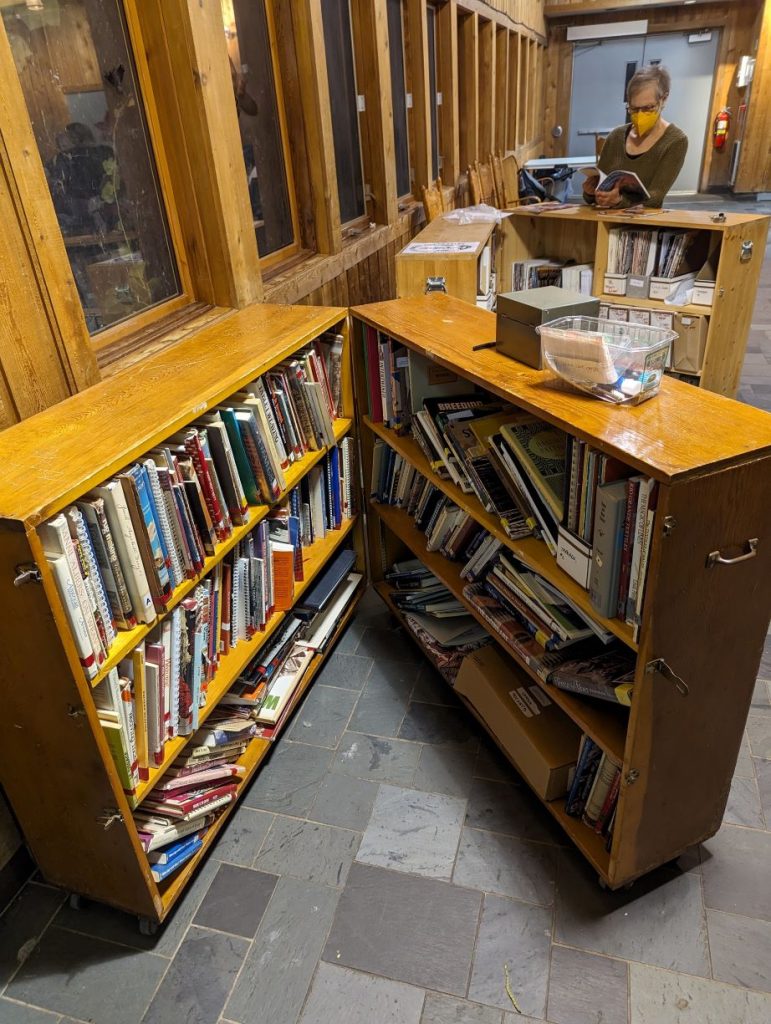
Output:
[94, 483, 155, 625]
[117, 675, 139, 789]
[40, 515, 106, 664]
[253, 378, 289, 469]
[626, 479, 653, 623]
[47, 555, 97, 678]
[67, 507, 116, 647]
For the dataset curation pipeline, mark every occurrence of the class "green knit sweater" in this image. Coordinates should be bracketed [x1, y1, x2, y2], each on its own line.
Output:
[586, 123, 688, 208]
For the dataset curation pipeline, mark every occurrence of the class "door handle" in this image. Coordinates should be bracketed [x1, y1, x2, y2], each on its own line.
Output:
[706, 538, 758, 568]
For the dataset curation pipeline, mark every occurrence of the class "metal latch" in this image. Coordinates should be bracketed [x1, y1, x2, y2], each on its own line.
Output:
[740, 240, 754, 262]
[425, 276, 447, 294]
[96, 811, 124, 830]
[14, 564, 42, 587]
[646, 658, 689, 697]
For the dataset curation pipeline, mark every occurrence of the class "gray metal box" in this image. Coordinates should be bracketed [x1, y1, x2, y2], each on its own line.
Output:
[496, 286, 600, 369]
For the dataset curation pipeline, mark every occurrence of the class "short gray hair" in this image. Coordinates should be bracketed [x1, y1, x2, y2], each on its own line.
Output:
[627, 65, 671, 103]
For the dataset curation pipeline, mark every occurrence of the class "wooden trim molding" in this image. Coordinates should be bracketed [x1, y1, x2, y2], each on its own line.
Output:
[405, 0, 433, 196]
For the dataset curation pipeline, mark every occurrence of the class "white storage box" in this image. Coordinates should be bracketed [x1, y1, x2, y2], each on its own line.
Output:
[603, 273, 627, 296]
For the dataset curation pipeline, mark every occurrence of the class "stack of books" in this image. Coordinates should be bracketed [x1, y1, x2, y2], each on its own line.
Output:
[607, 227, 708, 281]
[385, 558, 490, 682]
[565, 735, 622, 850]
[510, 260, 593, 294]
[41, 345, 346, 682]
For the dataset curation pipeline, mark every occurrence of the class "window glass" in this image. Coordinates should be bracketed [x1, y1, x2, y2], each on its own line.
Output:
[1, 0, 180, 334]
[321, 0, 365, 224]
[222, 0, 295, 257]
[387, 0, 410, 197]
[427, 4, 439, 180]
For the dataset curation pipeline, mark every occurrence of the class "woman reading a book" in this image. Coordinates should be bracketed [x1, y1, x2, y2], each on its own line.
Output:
[583, 65, 687, 210]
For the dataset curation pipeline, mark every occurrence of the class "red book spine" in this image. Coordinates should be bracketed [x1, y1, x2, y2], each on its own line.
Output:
[220, 561, 232, 656]
[169, 782, 238, 814]
[312, 341, 336, 418]
[185, 432, 228, 543]
[616, 478, 640, 619]
[594, 769, 621, 834]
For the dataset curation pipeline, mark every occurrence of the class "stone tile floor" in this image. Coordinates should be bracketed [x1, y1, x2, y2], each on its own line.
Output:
[1, 194, 770, 1024]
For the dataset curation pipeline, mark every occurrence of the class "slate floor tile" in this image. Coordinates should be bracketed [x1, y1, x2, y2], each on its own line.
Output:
[746, 715, 771, 759]
[356, 785, 465, 880]
[0, 883, 65, 987]
[467, 893, 552, 1017]
[734, 732, 756, 780]
[724, 775, 765, 828]
[702, 824, 771, 921]
[420, 992, 504, 1024]
[464, 777, 564, 845]
[255, 816, 359, 887]
[193, 863, 277, 938]
[0, 1001, 62, 1024]
[412, 742, 478, 798]
[546, 945, 628, 1024]
[308, 772, 379, 831]
[755, 757, 771, 825]
[287, 684, 358, 748]
[474, 739, 518, 783]
[298, 963, 424, 1024]
[333, 732, 420, 785]
[752, 678, 771, 709]
[347, 663, 417, 737]
[322, 862, 481, 996]
[357, 626, 421, 663]
[629, 961, 771, 1024]
[6, 927, 167, 1024]
[398, 702, 479, 746]
[214, 807, 274, 867]
[142, 926, 248, 1024]
[242, 740, 332, 815]
[410, 663, 461, 706]
[224, 877, 339, 1024]
[555, 849, 710, 976]
[334, 620, 365, 654]
[707, 908, 771, 992]
[55, 856, 218, 959]
[315, 651, 373, 691]
[453, 827, 557, 906]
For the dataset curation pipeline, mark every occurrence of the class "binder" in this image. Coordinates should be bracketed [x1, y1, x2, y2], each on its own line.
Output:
[294, 548, 357, 619]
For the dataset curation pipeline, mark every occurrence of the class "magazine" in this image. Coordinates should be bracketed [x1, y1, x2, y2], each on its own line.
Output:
[581, 166, 650, 202]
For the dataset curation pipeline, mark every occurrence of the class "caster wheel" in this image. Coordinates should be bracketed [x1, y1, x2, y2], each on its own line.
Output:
[597, 876, 608, 890]
[68, 893, 85, 910]
[138, 917, 159, 936]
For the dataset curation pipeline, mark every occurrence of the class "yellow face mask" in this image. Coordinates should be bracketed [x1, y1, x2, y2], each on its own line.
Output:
[631, 109, 660, 137]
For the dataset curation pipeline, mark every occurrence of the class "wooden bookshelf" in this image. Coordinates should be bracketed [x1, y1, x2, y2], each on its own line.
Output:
[352, 292, 771, 889]
[0, 303, 365, 927]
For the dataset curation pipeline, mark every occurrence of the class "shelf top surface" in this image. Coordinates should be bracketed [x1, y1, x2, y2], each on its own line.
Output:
[351, 293, 771, 482]
[398, 216, 494, 259]
[506, 206, 770, 231]
[0, 303, 346, 526]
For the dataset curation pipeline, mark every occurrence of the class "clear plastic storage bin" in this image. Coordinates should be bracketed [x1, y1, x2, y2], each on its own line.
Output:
[536, 316, 676, 405]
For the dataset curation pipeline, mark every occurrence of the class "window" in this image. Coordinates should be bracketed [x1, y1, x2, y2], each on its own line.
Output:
[1, 0, 182, 336]
[221, 0, 299, 260]
[387, 0, 410, 198]
[426, 4, 439, 180]
[321, 0, 365, 225]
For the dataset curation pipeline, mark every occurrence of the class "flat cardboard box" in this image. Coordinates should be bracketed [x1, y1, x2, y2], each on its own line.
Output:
[455, 646, 581, 800]
[672, 313, 708, 373]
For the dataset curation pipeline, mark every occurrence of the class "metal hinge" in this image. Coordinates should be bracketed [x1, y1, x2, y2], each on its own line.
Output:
[645, 658, 689, 696]
[625, 769, 640, 785]
[14, 564, 42, 587]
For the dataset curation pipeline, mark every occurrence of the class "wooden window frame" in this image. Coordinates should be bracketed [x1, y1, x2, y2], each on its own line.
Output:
[387, 0, 414, 204]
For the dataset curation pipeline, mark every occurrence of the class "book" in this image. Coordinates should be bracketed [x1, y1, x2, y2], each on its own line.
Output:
[548, 649, 635, 705]
[565, 736, 602, 817]
[589, 481, 627, 619]
[582, 753, 622, 827]
[582, 166, 650, 202]
[147, 831, 203, 865]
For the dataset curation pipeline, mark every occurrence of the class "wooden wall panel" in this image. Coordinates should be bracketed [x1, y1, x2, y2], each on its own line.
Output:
[478, 17, 496, 157]
[437, 0, 460, 183]
[406, 0, 433, 196]
[495, 27, 509, 153]
[459, 10, 479, 170]
[734, 0, 771, 193]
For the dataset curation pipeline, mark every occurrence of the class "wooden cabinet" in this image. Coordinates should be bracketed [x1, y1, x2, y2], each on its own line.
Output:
[395, 215, 497, 307]
[398, 206, 770, 398]
[0, 303, 365, 926]
[351, 292, 771, 888]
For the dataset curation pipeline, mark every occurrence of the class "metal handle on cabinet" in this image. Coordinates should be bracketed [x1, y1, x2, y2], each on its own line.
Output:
[645, 658, 689, 697]
[706, 538, 758, 568]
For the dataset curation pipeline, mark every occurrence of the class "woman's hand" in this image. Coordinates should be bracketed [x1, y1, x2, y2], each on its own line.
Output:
[595, 184, 623, 208]
[582, 176, 598, 197]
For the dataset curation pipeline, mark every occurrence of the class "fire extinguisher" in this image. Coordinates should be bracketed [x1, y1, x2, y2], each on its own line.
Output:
[713, 107, 731, 149]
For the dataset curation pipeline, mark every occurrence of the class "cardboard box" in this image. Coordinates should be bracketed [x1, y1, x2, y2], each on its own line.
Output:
[495, 286, 599, 370]
[603, 273, 627, 296]
[608, 306, 629, 323]
[628, 307, 651, 326]
[626, 274, 650, 298]
[557, 525, 592, 589]
[648, 272, 697, 301]
[691, 280, 715, 308]
[672, 313, 708, 373]
[455, 646, 581, 800]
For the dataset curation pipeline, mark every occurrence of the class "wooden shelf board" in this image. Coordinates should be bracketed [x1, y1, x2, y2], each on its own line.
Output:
[90, 419, 352, 688]
[129, 514, 358, 807]
[158, 584, 365, 912]
[364, 416, 637, 651]
[597, 293, 711, 317]
[372, 500, 628, 761]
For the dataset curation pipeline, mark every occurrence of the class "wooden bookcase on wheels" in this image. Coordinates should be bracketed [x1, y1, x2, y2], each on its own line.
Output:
[0, 304, 365, 930]
[351, 292, 771, 890]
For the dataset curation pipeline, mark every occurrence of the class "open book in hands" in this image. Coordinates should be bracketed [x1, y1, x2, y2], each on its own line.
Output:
[581, 167, 650, 202]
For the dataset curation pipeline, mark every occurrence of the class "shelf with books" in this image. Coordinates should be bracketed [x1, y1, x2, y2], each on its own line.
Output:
[371, 500, 627, 761]
[364, 415, 637, 652]
[129, 513, 358, 806]
[84, 417, 353, 689]
[158, 583, 364, 911]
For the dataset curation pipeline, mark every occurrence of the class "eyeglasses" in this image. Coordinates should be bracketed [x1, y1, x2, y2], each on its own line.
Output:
[627, 103, 660, 114]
